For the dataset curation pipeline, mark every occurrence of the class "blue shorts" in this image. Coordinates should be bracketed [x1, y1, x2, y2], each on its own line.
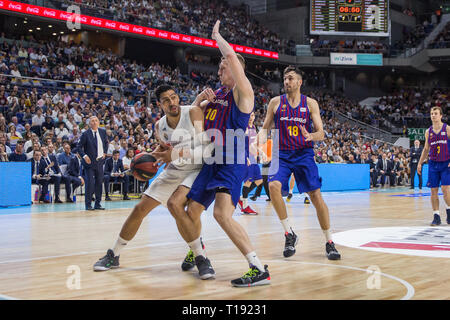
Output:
[268, 148, 322, 194]
[187, 163, 248, 209]
[427, 160, 450, 188]
[246, 164, 262, 182]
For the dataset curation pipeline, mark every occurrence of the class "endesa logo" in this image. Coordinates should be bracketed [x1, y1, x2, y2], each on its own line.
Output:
[8, 3, 22, 10]
[132, 26, 143, 33]
[170, 34, 180, 40]
[26, 7, 40, 14]
[119, 24, 130, 31]
[43, 9, 56, 17]
[105, 21, 116, 28]
[90, 18, 102, 26]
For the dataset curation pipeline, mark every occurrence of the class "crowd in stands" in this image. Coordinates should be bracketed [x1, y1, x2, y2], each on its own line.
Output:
[59, 0, 297, 55]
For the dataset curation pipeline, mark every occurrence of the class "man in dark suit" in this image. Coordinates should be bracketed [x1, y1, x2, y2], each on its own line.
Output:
[41, 145, 63, 203]
[30, 149, 50, 203]
[65, 154, 84, 203]
[410, 139, 423, 189]
[376, 153, 393, 187]
[368, 154, 379, 187]
[103, 150, 130, 201]
[391, 156, 404, 186]
[76, 116, 108, 210]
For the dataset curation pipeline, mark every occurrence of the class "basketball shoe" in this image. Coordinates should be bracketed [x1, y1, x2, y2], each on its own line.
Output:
[326, 241, 341, 260]
[286, 193, 293, 202]
[181, 250, 196, 271]
[242, 205, 258, 215]
[93, 249, 120, 271]
[447, 209, 450, 225]
[304, 197, 310, 204]
[194, 255, 215, 280]
[431, 213, 441, 226]
[231, 265, 271, 287]
[283, 228, 298, 257]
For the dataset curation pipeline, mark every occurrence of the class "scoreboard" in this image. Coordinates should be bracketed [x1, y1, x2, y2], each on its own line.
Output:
[310, 0, 389, 37]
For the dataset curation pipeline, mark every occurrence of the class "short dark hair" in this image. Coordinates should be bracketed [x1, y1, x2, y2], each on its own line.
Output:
[112, 150, 120, 156]
[283, 65, 303, 78]
[155, 85, 176, 102]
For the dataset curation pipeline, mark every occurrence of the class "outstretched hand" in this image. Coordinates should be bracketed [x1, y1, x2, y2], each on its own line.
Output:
[212, 20, 221, 40]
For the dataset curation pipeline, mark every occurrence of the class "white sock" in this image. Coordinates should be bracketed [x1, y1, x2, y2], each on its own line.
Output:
[280, 218, 292, 234]
[245, 251, 265, 272]
[323, 229, 333, 242]
[433, 210, 440, 216]
[112, 236, 128, 257]
[188, 237, 206, 257]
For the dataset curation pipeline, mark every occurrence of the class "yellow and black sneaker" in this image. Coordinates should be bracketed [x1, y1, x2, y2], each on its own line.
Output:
[286, 193, 293, 202]
[231, 265, 271, 287]
[304, 197, 310, 204]
[93, 249, 120, 271]
[181, 250, 196, 271]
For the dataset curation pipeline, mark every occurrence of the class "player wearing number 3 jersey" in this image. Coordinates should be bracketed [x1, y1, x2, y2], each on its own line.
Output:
[417, 106, 450, 226]
[258, 66, 341, 261]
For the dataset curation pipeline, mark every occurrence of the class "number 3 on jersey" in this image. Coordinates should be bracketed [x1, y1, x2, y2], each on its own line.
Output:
[288, 126, 299, 136]
[206, 109, 217, 121]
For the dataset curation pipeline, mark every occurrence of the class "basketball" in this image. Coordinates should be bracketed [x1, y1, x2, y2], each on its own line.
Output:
[130, 153, 159, 181]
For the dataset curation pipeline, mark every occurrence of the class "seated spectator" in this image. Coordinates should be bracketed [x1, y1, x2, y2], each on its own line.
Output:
[104, 150, 130, 201]
[40, 145, 63, 203]
[0, 142, 9, 161]
[65, 154, 84, 203]
[8, 139, 27, 161]
[30, 149, 50, 203]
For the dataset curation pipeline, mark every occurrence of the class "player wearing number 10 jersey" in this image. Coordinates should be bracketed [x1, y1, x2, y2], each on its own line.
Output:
[258, 66, 341, 261]
[417, 106, 450, 226]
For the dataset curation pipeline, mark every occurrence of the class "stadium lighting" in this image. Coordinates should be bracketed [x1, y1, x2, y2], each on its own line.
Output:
[60, 31, 64, 34]
[36, 27, 41, 30]
[28, 29, 33, 32]
[52, 33, 57, 36]
[48, 25, 53, 28]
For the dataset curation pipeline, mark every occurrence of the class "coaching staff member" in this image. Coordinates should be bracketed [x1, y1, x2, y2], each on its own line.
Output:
[76, 116, 108, 210]
[410, 139, 423, 189]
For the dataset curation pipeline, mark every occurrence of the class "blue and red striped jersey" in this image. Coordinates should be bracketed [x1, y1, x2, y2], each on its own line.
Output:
[274, 94, 313, 151]
[204, 86, 250, 163]
[428, 123, 450, 162]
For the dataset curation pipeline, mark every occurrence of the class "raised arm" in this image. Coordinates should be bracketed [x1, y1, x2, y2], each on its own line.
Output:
[212, 20, 254, 114]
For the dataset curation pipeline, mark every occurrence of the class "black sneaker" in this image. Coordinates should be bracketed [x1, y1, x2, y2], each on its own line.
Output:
[194, 255, 215, 280]
[326, 241, 341, 260]
[181, 250, 196, 271]
[250, 194, 258, 201]
[283, 228, 298, 258]
[93, 249, 120, 271]
[447, 209, 450, 225]
[431, 214, 441, 226]
[231, 265, 271, 287]
[304, 197, 310, 204]
[286, 193, 293, 202]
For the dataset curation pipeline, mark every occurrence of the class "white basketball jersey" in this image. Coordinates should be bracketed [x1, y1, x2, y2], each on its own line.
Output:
[158, 106, 202, 171]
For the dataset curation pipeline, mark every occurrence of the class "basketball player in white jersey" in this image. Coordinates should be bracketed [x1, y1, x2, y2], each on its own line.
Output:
[93, 85, 217, 280]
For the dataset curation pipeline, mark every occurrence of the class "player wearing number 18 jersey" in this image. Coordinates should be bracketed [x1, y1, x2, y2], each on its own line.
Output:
[417, 106, 450, 226]
[258, 66, 341, 260]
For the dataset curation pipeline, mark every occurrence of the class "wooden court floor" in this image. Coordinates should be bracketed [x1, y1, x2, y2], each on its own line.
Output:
[0, 187, 449, 300]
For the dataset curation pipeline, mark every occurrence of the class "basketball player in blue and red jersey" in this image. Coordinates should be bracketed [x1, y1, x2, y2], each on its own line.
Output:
[177, 20, 270, 287]
[417, 106, 450, 226]
[258, 66, 341, 260]
[238, 112, 263, 215]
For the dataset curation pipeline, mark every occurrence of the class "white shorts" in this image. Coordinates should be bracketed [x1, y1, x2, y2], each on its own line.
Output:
[143, 168, 200, 207]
